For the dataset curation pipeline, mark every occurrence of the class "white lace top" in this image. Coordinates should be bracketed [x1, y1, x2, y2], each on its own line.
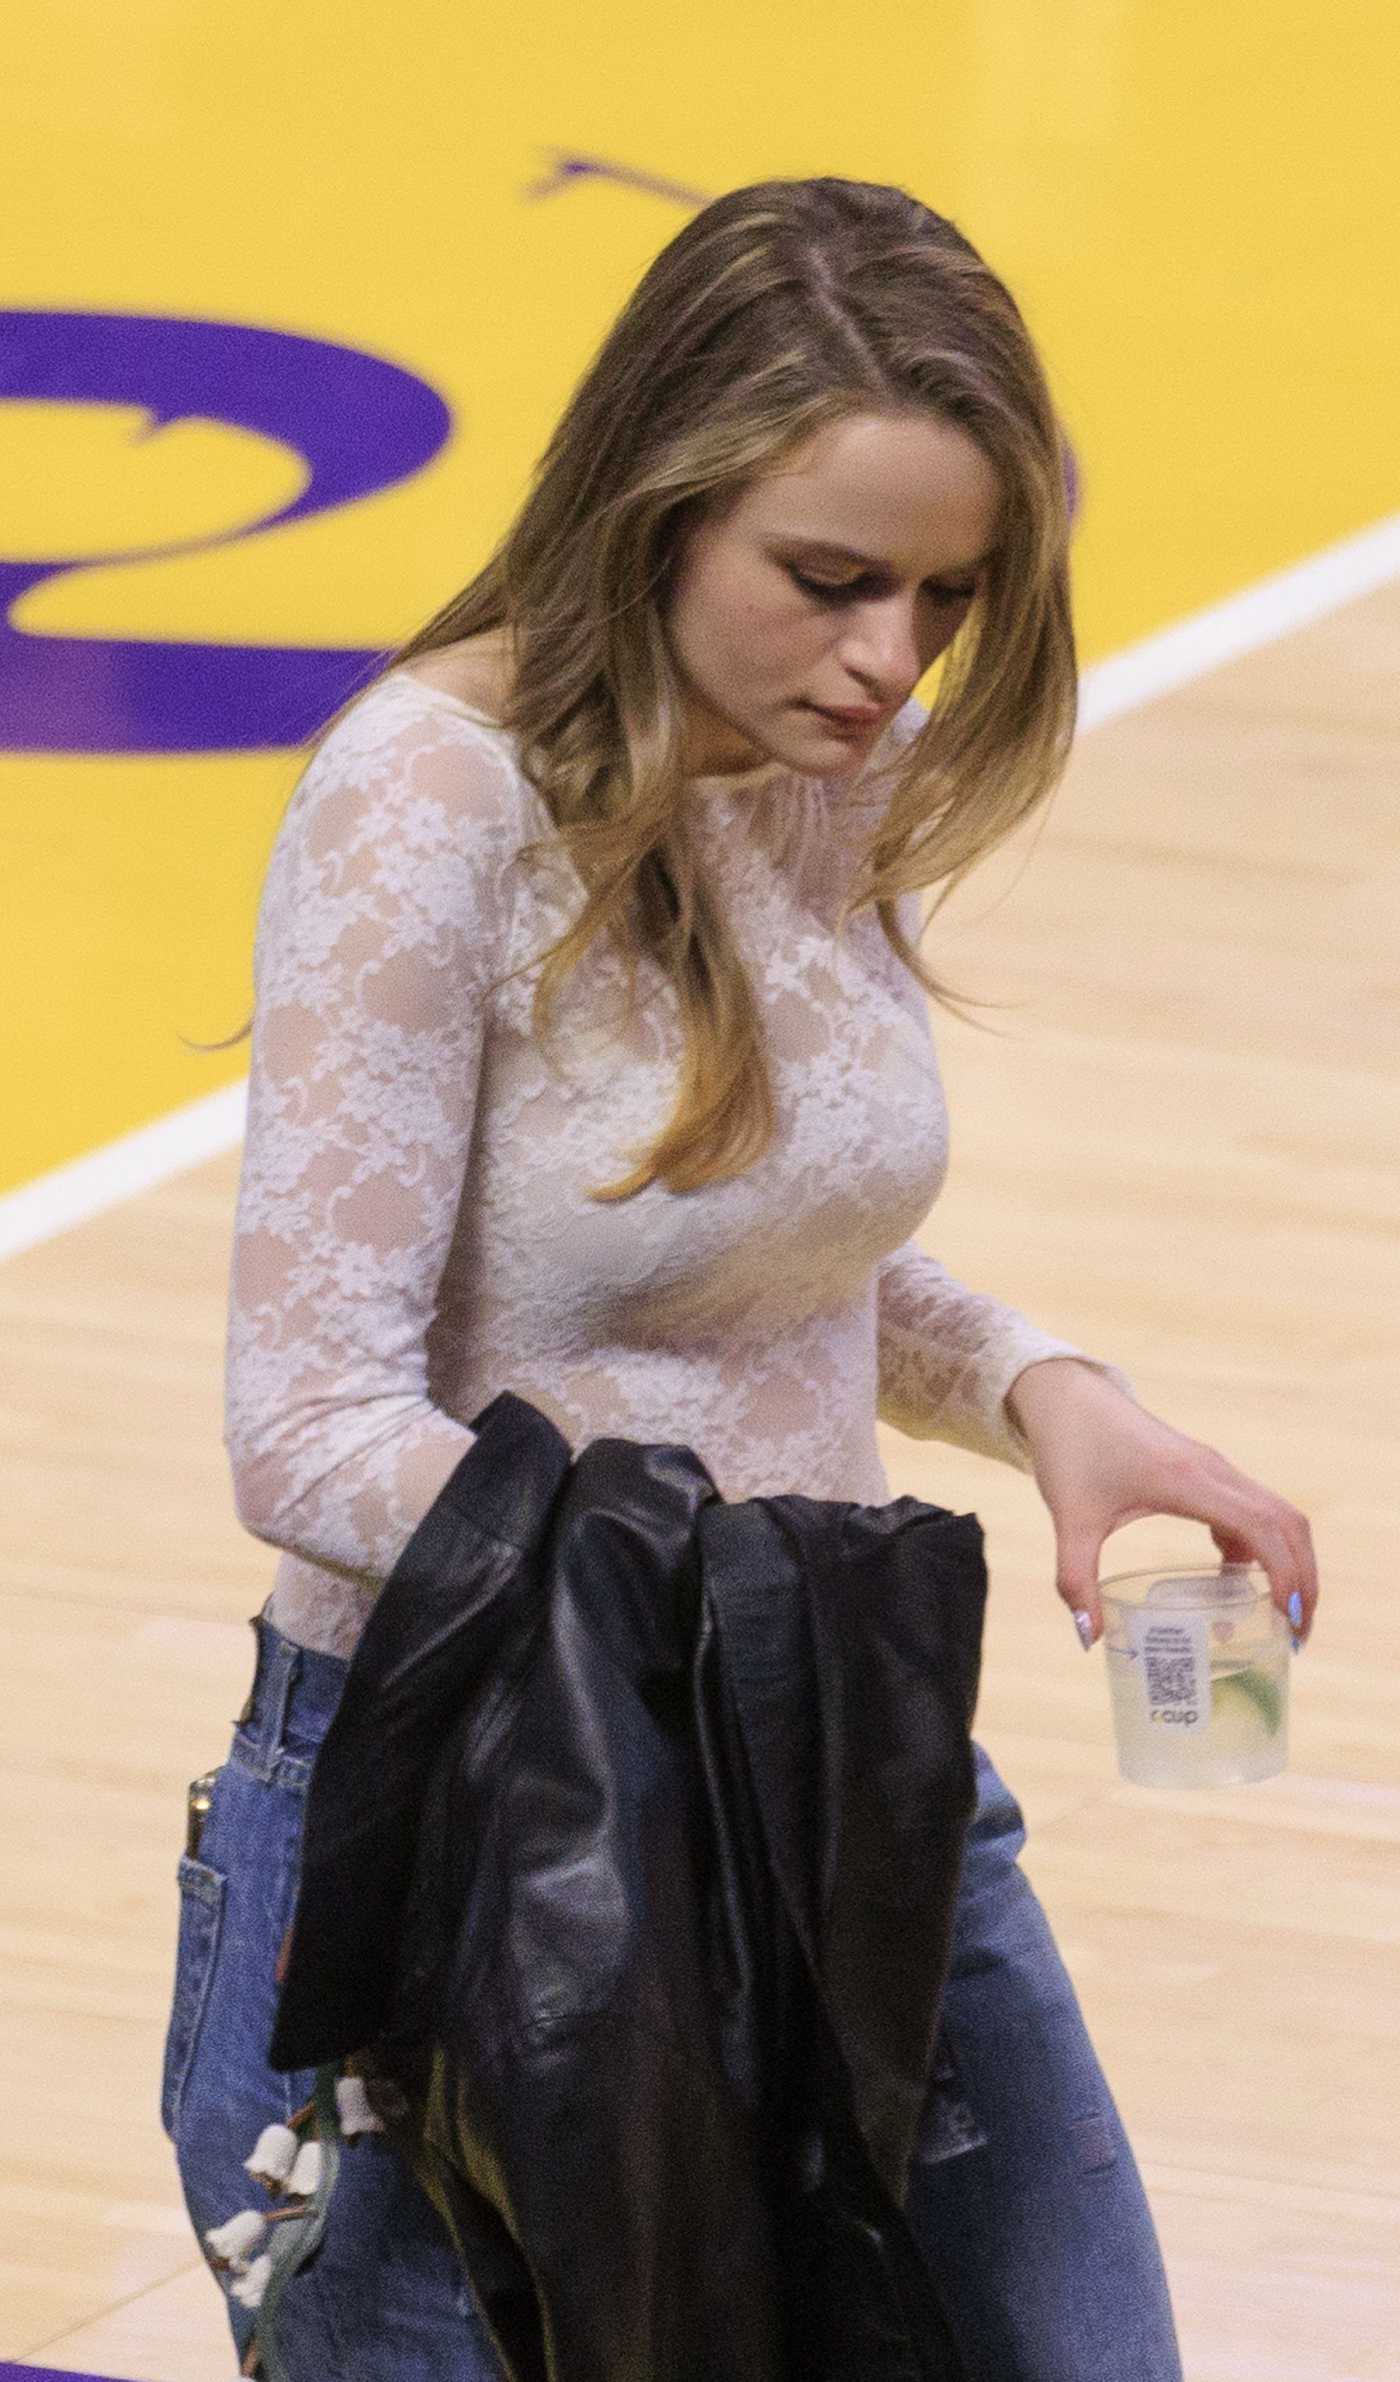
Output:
[224, 668, 1133, 1657]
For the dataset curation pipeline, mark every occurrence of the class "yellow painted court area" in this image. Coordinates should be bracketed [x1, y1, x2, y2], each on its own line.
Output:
[4, 0, 1399, 1194]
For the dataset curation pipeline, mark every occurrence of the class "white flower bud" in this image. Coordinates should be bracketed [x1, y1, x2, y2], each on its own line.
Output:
[229, 2251, 274, 2308]
[243, 2121, 300, 2187]
[204, 2209, 267, 2270]
[286, 2139, 323, 2196]
[335, 2074, 385, 2137]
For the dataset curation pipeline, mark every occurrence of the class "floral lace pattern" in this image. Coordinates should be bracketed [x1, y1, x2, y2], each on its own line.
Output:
[224, 672, 1132, 1655]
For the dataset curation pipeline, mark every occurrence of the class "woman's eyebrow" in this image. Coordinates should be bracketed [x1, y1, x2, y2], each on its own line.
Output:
[776, 536, 993, 576]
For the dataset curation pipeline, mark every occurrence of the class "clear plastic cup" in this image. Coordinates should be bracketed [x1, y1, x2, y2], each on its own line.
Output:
[1098, 1561, 1289, 1787]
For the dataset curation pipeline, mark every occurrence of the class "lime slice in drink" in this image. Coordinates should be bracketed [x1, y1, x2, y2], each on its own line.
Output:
[1211, 1665, 1283, 1736]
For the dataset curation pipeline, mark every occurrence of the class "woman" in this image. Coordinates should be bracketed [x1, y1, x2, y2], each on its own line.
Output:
[164, 174, 1318, 2379]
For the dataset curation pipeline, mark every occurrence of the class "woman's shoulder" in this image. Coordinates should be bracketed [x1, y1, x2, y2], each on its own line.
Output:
[297, 644, 531, 821]
[259, 657, 541, 947]
[255, 664, 539, 975]
[394, 631, 514, 724]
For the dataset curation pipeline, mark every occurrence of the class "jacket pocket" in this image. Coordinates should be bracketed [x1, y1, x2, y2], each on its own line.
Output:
[160, 1852, 226, 2141]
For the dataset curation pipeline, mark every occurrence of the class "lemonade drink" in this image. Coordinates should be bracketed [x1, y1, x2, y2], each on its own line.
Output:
[1099, 1563, 1290, 1787]
[1105, 1639, 1289, 1787]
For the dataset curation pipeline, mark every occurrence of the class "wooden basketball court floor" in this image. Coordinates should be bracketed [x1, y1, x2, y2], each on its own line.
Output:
[2, 568, 1397, 2378]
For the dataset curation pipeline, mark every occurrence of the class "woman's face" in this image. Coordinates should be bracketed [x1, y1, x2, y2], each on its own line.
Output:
[662, 408, 1002, 780]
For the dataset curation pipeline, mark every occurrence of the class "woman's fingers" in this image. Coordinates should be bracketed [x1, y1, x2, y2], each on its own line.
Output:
[1193, 1456, 1318, 1643]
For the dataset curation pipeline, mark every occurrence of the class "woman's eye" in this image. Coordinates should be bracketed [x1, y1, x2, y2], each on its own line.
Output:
[789, 570, 855, 601]
[788, 568, 977, 605]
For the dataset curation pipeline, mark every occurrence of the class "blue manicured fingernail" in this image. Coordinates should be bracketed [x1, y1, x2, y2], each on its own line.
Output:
[1287, 1590, 1303, 1628]
[1290, 1632, 1303, 1655]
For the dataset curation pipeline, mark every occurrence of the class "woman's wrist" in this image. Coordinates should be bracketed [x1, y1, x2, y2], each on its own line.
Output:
[1004, 1355, 1122, 1437]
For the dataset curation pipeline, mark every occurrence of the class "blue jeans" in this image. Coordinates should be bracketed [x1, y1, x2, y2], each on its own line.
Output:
[162, 1615, 1184, 2379]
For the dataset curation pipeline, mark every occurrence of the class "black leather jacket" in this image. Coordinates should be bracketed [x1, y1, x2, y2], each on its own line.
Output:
[272, 1388, 989, 2380]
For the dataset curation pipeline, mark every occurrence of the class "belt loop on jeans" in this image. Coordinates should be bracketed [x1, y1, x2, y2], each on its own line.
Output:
[242, 1620, 303, 1782]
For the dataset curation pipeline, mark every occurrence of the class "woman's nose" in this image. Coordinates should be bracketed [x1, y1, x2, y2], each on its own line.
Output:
[838, 602, 923, 701]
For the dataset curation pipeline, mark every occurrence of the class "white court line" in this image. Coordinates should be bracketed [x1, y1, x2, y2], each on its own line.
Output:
[1077, 505, 1400, 729]
[4, 503, 1400, 1263]
[0, 1079, 248, 1260]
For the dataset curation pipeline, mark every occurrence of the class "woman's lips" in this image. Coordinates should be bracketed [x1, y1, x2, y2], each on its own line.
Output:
[805, 702, 888, 732]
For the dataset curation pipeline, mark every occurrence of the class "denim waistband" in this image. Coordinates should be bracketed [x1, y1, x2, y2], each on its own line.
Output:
[230, 1609, 350, 1787]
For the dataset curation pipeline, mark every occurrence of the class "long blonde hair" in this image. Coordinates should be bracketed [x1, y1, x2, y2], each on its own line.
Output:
[214, 175, 1079, 1201]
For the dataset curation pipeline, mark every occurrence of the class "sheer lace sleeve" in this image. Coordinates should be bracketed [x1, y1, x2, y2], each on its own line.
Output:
[222, 689, 525, 1584]
[875, 1240, 1137, 1471]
